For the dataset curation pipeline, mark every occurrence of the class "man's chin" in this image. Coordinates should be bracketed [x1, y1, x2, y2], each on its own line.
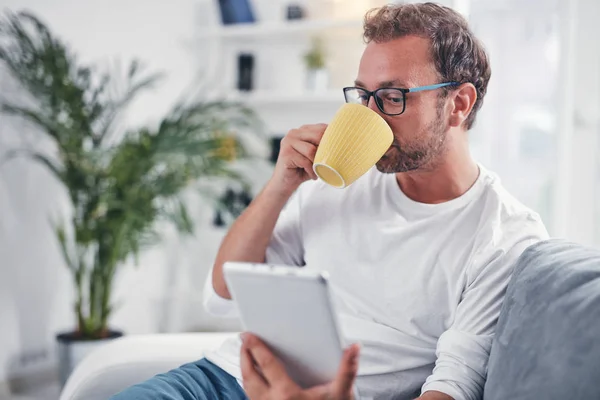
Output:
[376, 157, 420, 173]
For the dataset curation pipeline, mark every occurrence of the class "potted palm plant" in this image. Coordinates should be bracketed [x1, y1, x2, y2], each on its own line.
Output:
[0, 11, 262, 385]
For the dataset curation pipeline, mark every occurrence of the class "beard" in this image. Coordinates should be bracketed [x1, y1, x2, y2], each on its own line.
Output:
[376, 104, 448, 174]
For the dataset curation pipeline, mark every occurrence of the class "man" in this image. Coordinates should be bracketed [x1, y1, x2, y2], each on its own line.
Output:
[112, 2, 548, 400]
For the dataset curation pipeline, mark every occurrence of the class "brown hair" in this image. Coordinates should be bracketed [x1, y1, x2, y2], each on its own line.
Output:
[364, 2, 491, 130]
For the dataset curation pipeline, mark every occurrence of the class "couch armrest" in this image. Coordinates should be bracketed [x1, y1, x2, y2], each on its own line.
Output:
[59, 332, 237, 400]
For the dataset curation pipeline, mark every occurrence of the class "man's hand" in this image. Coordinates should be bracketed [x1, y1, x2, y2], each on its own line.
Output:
[269, 124, 327, 197]
[240, 333, 360, 400]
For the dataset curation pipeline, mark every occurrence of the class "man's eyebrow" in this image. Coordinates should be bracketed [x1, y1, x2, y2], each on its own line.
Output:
[353, 79, 408, 88]
[379, 80, 408, 88]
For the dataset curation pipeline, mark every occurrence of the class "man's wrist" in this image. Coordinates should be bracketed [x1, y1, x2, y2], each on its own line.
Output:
[263, 178, 296, 202]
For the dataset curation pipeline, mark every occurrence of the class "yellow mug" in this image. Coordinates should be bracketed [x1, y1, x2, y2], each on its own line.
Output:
[313, 103, 393, 188]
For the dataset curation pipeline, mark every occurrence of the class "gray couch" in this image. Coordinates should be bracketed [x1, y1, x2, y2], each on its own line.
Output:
[61, 239, 600, 400]
[484, 239, 600, 399]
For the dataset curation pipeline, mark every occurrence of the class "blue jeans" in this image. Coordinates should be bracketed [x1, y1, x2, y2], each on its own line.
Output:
[111, 358, 248, 400]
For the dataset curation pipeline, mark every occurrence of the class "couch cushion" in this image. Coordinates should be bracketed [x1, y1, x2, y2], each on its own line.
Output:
[60, 333, 237, 400]
[484, 239, 600, 399]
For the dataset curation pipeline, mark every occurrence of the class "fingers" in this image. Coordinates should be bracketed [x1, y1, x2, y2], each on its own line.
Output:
[240, 344, 269, 396]
[279, 139, 318, 180]
[242, 333, 297, 389]
[275, 123, 327, 183]
[290, 140, 318, 164]
[331, 344, 360, 398]
[288, 151, 318, 180]
[292, 124, 327, 146]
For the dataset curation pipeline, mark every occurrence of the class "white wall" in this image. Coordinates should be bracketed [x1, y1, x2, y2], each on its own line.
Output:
[0, 0, 248, 387]
[559, 0, 600, 245]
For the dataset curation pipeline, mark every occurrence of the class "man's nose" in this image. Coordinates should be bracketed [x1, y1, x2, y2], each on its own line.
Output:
[367, 96, 386, 118]
[367, 96, 383, 116]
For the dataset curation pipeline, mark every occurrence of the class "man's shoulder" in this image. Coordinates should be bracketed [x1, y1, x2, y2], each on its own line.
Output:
[473, 166, 549, 254]
[478, 166, 545, 226]
[458, 167, 549, 282]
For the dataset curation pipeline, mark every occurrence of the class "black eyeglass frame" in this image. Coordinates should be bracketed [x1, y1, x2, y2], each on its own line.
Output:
[342, 82, 459, 116]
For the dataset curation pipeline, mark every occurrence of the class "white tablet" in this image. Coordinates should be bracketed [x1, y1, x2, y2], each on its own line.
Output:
[223, 261, 346, 389]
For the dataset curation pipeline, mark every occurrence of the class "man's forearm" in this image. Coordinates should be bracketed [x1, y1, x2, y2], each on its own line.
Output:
[212, 181, 292, 299]
[417, 391, 454, 400]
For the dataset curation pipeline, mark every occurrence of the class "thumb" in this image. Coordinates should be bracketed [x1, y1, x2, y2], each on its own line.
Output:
[331, 343, 360, 398]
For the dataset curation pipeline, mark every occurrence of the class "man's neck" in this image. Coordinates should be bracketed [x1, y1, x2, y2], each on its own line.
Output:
[395, 144, 479, 205]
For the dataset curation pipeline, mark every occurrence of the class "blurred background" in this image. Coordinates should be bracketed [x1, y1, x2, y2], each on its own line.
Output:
[0, 0, 598, 398]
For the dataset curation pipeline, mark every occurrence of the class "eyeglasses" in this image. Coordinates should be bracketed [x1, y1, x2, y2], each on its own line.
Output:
[342, 82, 459, 116]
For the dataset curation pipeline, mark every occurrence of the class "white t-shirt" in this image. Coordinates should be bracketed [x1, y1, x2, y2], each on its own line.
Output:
[203, 165, 549, 400]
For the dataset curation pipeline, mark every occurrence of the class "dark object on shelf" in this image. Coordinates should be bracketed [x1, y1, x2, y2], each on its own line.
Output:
[270, 136, 283, 164]
[237, 53, 254, 91]
[239, 190, 253, 207]
[213, 187, 254, 227]
[213, 210, 226, 227]
[286, 4, 305, 20]
[218, 0, 255, 25]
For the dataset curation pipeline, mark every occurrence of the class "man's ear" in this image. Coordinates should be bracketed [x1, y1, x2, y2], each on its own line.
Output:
[448, 83, 477, 128]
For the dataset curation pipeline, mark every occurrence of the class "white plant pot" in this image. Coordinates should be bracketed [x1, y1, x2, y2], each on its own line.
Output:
[56, 330, 123, 387]
[306, 68, 329, 92]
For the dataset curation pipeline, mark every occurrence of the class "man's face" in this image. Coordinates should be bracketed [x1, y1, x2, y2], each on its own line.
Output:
[355, 36, 450, 173]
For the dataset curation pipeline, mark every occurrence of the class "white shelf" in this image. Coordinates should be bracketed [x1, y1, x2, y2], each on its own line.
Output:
[197, 18, 362, 39]
[228, 90, 345, 106]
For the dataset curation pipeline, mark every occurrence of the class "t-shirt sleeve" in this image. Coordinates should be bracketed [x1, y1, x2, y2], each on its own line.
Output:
[264, 188, 305, 266]
[202, 267, 240, 318]
[421, 215, 549, 400]
[202, 187, 306, 317]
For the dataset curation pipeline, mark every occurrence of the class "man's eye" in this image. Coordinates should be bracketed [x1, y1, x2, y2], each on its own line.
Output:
[383, 95, 403, 103]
